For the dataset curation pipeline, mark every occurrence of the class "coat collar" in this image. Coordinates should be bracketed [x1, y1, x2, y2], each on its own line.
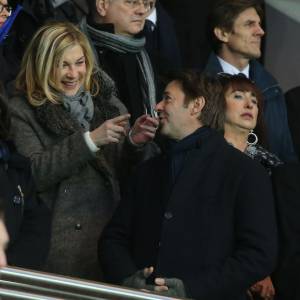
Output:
[34, 70, 119, 137]
[205, 52, 279, 93]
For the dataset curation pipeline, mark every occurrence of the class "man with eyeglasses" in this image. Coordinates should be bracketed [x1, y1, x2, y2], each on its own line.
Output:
[0, 0, 24, 95]
[80, 0, 157, 124]
[0, 0, 12, 27]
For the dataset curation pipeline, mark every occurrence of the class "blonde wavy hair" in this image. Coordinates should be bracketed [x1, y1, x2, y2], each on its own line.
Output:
[16, 21, 98, 106]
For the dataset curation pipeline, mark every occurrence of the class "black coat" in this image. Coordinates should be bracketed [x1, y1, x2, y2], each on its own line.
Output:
[272, 163, 300, 300]
[99, 129, 278, 300]
[159, 0, 217, 69]
[0, 142, 50, 269]
[142, 2, 182, 74]
[285, 86, 300, 160]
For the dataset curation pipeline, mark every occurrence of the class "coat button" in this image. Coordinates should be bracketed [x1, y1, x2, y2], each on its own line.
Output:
[164, 211, 173, 220]
[75, 223, 82, 230]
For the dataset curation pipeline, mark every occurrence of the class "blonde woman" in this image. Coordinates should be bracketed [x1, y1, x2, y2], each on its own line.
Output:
[9, 21, 158, 280]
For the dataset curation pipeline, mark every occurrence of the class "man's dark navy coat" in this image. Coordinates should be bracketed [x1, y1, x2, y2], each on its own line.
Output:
[100, 129, 278, 300]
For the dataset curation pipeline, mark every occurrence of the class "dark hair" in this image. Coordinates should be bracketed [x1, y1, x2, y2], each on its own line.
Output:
[164, 71, 225, 128]
[216, 74, 267, 146]
[0, 95, 10, 141]
[209, 0, 264, 52]
[87, 0, 97, 19]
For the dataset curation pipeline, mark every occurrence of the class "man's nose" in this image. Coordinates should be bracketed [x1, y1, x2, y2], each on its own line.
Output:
[135, 1, 148, 14]
[256, 24, 265, 36]
[155, 100, 164, 112]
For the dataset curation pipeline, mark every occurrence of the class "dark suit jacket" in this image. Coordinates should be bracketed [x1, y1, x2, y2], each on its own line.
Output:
[143, 2, 182, 74]
[99, 129, 278, 300]
[285, 86, 300, 160]
[159, 0, 217, 69]
[272, 163, 300, 300]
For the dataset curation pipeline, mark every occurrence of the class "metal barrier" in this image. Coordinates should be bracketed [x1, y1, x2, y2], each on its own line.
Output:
[0, 267, 181, 300]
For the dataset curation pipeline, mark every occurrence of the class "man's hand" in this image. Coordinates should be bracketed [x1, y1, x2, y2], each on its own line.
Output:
[250, 276, 275, 300]
[154, 277, 187, 298]
[129, 115, 159, 145]
[122, 266, 155, 290]
[90, 114, 130, 146]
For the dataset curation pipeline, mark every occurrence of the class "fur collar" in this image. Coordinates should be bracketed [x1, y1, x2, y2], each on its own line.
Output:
[35, 69, 120, 136]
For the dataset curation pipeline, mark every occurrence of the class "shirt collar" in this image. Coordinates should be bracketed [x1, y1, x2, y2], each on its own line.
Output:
[147, 8, 157, 26]
[217, 56, 250, 78]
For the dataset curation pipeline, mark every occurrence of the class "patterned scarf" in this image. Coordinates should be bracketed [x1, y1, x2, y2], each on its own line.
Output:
[79, 17, 156, 117]
[62, 87, 94, 131]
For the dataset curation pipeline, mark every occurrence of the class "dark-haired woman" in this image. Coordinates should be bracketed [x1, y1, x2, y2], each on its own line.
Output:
[216, 74, 282, 174]
[0, 94, 50, 269]
[214, 74, 282, 300]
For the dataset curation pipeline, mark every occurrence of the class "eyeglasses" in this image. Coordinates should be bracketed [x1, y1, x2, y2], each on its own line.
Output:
[123, 0, 155, 12]
[0, 3, 13, 16]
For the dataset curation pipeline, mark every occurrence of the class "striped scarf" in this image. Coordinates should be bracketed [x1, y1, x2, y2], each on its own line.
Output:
[79, 17, 156, 117]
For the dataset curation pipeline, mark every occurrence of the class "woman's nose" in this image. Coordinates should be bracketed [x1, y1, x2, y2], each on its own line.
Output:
[66, 66, 77, 78]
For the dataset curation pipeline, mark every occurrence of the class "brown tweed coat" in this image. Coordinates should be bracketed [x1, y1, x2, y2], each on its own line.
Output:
[9, 71, 131, 280]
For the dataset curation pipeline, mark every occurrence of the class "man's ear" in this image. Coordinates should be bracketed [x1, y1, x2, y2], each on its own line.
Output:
[191, 97, 205, 116]
[96, 0, 109, 17]
[214, 27, 230, 43]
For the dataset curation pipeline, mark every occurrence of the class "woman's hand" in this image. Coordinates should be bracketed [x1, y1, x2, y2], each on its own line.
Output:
[250, 276, 275, 300]
[129, 115, 159, 146]
[90, 114, 130, 146]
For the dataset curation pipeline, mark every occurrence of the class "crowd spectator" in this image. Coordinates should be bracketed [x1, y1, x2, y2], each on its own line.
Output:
[213, 74, 282, 300]
[81, 0, 157, 124]
[0, 94, 50, 269]
[204, 0, 297, 163]
[215, 73, 282, 174]
[0, 0, 23, 94]
[9, 21, 157, 280]
[99, 71, 277, 300]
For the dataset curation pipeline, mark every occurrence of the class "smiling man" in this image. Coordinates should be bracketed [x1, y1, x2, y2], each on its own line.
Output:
[205, 0, 297, 163]
[99, 71, 278, 300]
[80, 0, 157, 124]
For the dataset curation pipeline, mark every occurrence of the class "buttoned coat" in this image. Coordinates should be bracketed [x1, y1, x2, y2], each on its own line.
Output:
[100, 129, 278, 300]
[0, 143, 50, 269]
[9, 71, 131, 280]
